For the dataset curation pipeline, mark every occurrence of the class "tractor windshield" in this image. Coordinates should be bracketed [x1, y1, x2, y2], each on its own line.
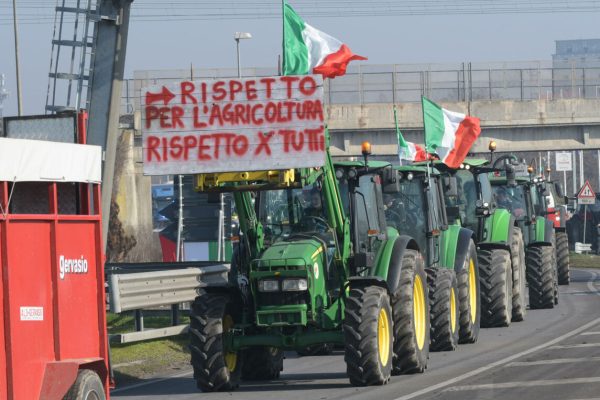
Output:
[257, 185, 332, 245]
[384, 179, 427, 251]
[493, 185, 527, 219]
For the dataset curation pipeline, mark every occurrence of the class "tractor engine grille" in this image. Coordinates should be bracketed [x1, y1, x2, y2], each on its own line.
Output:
[257, 291, 308, 306]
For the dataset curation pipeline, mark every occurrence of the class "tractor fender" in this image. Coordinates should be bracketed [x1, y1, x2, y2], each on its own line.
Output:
[453, 227, 475, 274]
[383, 235, 421, 295]
[347, 276, 389, 292]
[488, 209, 515, 245]
[533, 216, 554, 245]
[544, 219, 555, 243]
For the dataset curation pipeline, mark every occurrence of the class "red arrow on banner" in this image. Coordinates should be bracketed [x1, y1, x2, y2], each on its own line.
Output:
[145, 86, 175, 105]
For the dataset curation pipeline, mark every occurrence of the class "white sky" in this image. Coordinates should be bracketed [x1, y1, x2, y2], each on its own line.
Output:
[1, 3, 600, 116]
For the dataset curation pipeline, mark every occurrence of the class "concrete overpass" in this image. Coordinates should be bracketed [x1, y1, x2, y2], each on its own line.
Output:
[326, 98, 600, 157]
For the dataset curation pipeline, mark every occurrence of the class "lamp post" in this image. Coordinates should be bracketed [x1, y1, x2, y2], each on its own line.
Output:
[234, 32, 252, 78]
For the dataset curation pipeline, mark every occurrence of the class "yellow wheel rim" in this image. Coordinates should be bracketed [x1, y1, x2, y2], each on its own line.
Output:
[450, 287, 457, 333]
[469, 259, 477, 322]
[222, 315, 238, 372]
[377, 307, 391, 366]
[413, 275, 427, 350]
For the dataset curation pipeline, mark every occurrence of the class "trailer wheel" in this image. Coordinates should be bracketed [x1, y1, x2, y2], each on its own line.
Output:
[391, 250, 429, 374]
[457, 240, 481, 344]
[344, 285, 393, 386]
[526, 246, 555, 309]
[189, 291, 242, 392]
[63, 369, 105, 400]
[428, 268, 459, 352]
[242, 347, 284, 380]
[296, 343, 334, 356]
[511, 227, 527, 322]
[479, 248, 512, 328]
[556, 231, 570, 285]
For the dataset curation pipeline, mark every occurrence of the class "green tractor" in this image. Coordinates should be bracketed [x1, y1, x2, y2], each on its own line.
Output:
[490, 156, 558, 310]
[188, 144, 430, 391]
[539, 178, 570, 285]
[373, 164, 480, 351]
[432, 159, 527, 328]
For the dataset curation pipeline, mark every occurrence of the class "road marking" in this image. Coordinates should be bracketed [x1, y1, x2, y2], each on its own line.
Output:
[581, 332, 600, 336]
[506, 357, 600, 366]
[111, 369, 193, 394]
[445, 377, 600, 392]
[393, 315, 600, 400]
[549, 343, 600, 349]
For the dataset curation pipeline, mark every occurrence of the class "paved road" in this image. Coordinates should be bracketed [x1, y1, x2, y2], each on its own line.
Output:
[112, 268, 600, 400]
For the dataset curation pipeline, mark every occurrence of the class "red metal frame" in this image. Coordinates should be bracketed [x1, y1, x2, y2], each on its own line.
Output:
[0, 180, 109, 400]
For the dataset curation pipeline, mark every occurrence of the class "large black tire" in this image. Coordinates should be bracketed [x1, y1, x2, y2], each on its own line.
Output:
[296, 343, 334, 357]
[344, 285, 394, 386]
[189, 291, 242, 392]
[428, 268, 459, 352]
[479, 248, 512, 328]
[550, 233, 559, 306]
[526, 246, 555, 309]
[242, 347, 284, 380]
[457, 240, 481, 344]
[63, 369, 105, 400]
[391, 250, 429, 374]
[511, 227, 527, 322]
[556, 231, 570, 285]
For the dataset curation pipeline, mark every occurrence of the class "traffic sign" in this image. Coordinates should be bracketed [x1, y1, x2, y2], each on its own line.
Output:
[577, 180, 596, 205]
[555, 152, 572, 172]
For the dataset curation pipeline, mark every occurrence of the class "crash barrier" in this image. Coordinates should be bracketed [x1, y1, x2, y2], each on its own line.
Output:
[106, 262, 230, 343]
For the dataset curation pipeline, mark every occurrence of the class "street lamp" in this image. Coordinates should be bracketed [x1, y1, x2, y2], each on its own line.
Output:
[234, 32, 252, 78]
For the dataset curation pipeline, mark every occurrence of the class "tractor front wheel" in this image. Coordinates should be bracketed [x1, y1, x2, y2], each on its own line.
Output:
[391, 250, 429, 374]
[189, 291, 242, 392]
[479, 248, 512, 328]
[526, 246, 555, 309]
[242, 347, 284, 380]
[556, 231, 570, 285]
[428, 268, 459, 352]
[457, 240, 481, 343]
[511, 227, 527, 322]
[344, 285, 394, 386]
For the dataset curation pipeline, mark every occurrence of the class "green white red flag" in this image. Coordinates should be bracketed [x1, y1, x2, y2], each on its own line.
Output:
[283, 3, 367, 78]
[422, 97, 481, 168]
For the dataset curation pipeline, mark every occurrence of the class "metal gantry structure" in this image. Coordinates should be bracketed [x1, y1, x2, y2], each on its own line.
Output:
[0, 74, 9, 119]
[45, 0, 100, 113]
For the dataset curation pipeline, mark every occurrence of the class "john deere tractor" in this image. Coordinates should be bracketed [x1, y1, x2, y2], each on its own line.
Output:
[433, 159, 527, 328]
[188, 143, 430, 391]
[490, 156, 558, 310]
[372, 164, 480, 351]
[539, 178, 570, 285]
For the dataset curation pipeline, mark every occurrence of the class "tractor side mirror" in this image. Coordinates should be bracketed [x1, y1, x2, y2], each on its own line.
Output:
[446, 205, 460, 222]
[443, 176, 458, 198]
[475, 199, 491, 217]
[506, 165, 517, 187]
[382, 169, 401, 194]
[555, 182, 565, 198]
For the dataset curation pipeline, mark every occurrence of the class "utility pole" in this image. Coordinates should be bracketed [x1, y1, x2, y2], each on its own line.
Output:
[11, 0, 23, 116]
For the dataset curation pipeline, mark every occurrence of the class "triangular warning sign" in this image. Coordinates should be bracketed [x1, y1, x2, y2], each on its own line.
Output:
[578, 180, 596, 199]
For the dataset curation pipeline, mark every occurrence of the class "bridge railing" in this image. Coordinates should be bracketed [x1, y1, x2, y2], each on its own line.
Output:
[120, 62, 600, 114]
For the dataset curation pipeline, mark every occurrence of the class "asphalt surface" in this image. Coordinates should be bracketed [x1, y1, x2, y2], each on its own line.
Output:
[112, 268, 600, 400]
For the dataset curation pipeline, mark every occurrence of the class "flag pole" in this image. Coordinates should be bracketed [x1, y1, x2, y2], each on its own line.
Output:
[394, 105, 401, 163]
[421, 96, 432, 182]
[281, 0, 286, 75]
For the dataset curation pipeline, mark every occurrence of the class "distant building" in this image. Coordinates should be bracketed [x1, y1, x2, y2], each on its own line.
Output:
[553, 39, 600, 68]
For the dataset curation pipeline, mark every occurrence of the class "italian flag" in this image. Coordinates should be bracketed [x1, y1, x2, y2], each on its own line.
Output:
[422, 97, 481, 168]
[283, 3, 367, 78]
[398, 133, 426, 164]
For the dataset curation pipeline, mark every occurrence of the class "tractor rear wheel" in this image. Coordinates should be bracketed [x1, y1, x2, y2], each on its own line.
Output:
[344, 285, 394, 386]
[511, 227, 527, 322]
[457, 240, 481, 344]
[391, 250, 429, 374]
[479, 248, 512, 328]
[526, 246, 555, 309]
[428, 268, 459, 352]
[189, 291, 242, 392]
[556, 231, 570, 285]
[242, 347, 284, 380]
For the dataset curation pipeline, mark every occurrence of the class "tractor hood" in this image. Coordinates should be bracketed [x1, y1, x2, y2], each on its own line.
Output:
[254, 238, 324, 269]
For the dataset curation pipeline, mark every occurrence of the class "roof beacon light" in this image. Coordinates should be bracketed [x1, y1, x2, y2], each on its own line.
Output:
[488, 140, 497, 152]
[361, 141, 372, 156]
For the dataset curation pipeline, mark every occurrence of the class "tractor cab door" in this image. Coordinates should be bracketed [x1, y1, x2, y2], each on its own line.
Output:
[424, 177, 448, 267]
[350, 173, 388, 272]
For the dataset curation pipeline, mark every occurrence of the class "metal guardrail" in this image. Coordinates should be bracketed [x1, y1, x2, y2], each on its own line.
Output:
[120, 61, 600, 114]
[108, 264, 230, 313]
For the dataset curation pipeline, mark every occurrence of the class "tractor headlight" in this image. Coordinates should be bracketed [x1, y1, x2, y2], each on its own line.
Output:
[258, 279, 280, 292]
[282, 278, 308, 291]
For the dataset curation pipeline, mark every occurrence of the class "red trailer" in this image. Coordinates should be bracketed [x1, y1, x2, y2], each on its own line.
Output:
[0, 137, 109, 399]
